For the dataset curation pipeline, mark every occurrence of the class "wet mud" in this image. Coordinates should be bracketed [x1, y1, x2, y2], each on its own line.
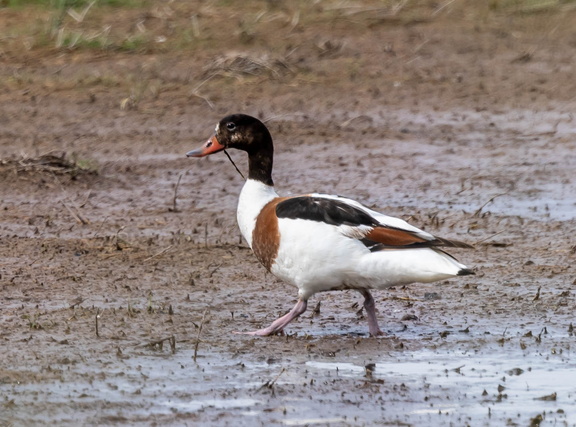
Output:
[1, 2, 576, 426]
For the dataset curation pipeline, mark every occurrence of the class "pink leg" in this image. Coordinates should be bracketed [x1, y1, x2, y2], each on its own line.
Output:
[235, 299, 308, 336]
[359, 290, 384, 336]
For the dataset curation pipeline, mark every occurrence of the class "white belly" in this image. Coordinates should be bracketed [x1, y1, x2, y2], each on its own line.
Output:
[270, 218, 465, 300]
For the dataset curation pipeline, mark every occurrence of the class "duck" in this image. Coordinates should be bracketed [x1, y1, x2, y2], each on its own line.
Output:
[187, 114, 474, 337]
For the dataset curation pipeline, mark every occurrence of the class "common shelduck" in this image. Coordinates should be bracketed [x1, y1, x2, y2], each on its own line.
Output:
[187, 114, 474, 336]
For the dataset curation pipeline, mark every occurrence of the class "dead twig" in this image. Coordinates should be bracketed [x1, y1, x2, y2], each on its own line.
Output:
[193, 309, 208, 362]
[473, 230, 505, 245]
[143, 245, 173, 262]
[533, 286, 541, 301]
[95, 309, 100, 338]
[62, 201, 90, 225]
[69, 297, 85, 309]
[258, 367, 286, 396]
[92, 215, 109, 238]
[208, 263, 223, 277]
[473, 192, 509, 217]
[170, 172, 185, 212]
[78, 190, 92, 208]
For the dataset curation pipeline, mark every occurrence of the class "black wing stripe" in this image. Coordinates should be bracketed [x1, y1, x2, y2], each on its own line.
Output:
[275, 196, 379, 227]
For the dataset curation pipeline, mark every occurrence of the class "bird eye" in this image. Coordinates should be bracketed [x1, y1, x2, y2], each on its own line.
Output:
[226, 122, 236, 131]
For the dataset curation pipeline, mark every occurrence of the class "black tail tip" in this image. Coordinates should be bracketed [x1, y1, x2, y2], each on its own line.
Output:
[457, 268, 475, 276]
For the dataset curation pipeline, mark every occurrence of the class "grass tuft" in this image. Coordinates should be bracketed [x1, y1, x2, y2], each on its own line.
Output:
[0, 152, 99, 176]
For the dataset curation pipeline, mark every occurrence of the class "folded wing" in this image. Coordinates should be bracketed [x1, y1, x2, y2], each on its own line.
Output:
[275, 195, 473, 252]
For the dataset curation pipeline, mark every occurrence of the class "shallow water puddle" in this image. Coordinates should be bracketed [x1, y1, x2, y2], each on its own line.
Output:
[351, 107, 576, 221]
[161, 397, 261, 412]
[281, 417, 348, 426]
[307, 349, 576, 425]
[4, 341, 574, 426]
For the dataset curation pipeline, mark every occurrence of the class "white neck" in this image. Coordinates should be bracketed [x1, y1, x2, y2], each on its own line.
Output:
[237, 179, 278, 248]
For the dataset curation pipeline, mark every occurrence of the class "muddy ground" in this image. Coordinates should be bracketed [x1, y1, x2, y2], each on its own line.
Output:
[1, 1, 576, 426]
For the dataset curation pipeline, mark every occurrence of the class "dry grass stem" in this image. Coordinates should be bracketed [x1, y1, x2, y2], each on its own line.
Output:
[170, 172, 184, 212]
[193, 309, 208, 362]
[67, 0, 96, 23]
[203, 53, 293, 80]
[258, 367, 286, 395]
[143, 245, 173, 262]
[473, 192, 509, 217]
[95, 309, 100, 338]
[62, 201, 90, 225]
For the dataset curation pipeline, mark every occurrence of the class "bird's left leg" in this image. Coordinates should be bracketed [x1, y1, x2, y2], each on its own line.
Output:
[359, 289, 384, 336]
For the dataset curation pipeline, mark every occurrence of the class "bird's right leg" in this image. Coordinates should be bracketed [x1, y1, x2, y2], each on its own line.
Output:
[235, 299, 308, 336]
